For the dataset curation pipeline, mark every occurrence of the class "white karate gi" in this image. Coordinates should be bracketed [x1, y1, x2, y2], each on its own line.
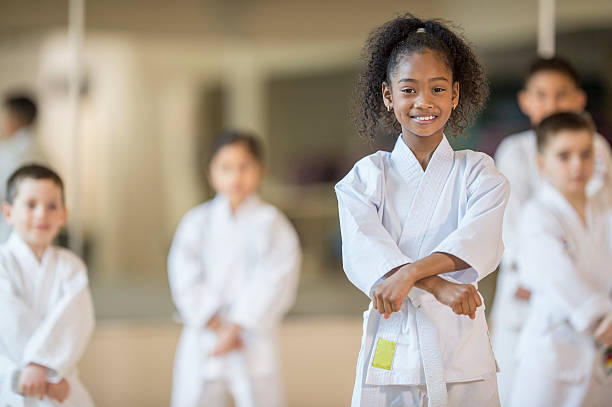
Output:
[0, 233, 95, 407]
[510, 183, 612, 407]
[0, 128, 46, 243]
[168, 195, 301, 407]
[336, 135, 509, 407]
[491, 129, 612, 405]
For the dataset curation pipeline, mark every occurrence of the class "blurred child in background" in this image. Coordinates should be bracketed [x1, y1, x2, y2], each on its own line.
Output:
[510, 112, 612, 407]
[0, 164, 95, 407]
[0, 95, 46, 243]
[168, 131, 301, 407]
[491, 56, 612, 405]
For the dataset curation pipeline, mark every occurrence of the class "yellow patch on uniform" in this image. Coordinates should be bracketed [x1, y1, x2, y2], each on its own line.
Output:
[372, 338, 396, 370]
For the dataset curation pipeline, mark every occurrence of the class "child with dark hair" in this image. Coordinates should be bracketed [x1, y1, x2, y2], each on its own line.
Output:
[336, 13, 508, 406]
[168, 131, 301, 407]
[510, 111, 612, 406]
[490, 56, 612, 405]
[0, 164, 95, 407]
[0, 94, 46, 243]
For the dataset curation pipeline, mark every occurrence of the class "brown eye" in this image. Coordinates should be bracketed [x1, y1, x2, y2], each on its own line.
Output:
[558, 152, 569, 161]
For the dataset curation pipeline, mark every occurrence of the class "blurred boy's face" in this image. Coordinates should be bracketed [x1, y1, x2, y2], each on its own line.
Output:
[518, 71, 586, 126]
[537, 129, 594, 197]
[209, 143, 262, 209]
[2, 179, 67, 254]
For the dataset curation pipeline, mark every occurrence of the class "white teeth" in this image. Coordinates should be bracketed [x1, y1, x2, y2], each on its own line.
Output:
[414, 115, 435, 121]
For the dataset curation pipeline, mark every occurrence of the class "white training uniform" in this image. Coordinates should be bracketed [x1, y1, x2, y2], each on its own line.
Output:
[510, 183, 612, 407]
[168, 194, 301, 407]
[0, 128, 46, 243]
[0, 233, 95, 407]
[336, 135, 509, 407]
[491, 129, 612, 405]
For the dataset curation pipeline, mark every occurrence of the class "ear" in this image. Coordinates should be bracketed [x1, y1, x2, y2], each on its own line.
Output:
[452, 81, 460, 109]
[536, 153, 545, 174]
[382, 81, 393, 111]
[60, 207, 69, 228]
[575, 89, 587, 112]
[1, 202, 11, 225]
[517, 90, 530, 116]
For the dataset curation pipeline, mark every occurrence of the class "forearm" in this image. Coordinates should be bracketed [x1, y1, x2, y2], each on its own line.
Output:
[402, 252, 468, 282]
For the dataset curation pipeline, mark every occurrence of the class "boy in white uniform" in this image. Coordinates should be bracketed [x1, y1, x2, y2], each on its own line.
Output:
[491, 57, 612, 404]
[0, 164, 95, 407]
[168, 132, 300, 407]
[510, 112, 612, 407]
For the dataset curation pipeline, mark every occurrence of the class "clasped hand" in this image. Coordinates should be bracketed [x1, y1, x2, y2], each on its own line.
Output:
[18, 363, 70, 402]
[372, 266, 482, 319]
[206, 315, 243, 356]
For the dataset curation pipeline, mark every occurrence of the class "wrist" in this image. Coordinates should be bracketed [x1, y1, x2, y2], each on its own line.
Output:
[398, 263, 418, 285]
[416, 276, 445, 294]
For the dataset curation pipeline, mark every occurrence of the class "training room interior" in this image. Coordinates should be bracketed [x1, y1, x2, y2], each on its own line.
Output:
[1, 0, 612, 406]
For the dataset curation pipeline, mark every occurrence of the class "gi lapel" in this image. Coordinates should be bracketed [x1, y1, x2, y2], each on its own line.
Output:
[396, 136, 455, 259]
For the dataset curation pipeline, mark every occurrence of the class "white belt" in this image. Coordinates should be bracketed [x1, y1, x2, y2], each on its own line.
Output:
[363, 301, 448, 407]
[415, 305, 448, 407]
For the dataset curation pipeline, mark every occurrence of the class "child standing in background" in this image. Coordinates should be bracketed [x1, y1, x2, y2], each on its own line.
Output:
[336, 14, 508, 407]
[168, 131, 301, 407]
[510, 112, 612, 407]
[0, 164, 95, 407]
[0, 96, 46, 243]
[490, 56, 612, 405]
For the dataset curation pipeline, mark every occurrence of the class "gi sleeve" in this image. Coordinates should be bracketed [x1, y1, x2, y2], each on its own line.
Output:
[335, 156, 413, 297]
[494, 137, 532, 270]
[517, 205, 612, 333]
[433, 154, 509, 283]
[168, 208, 221, 328]
[0, 262, 39, 363]
[227, 213, 301, 331]
[21, 255, 95, 379]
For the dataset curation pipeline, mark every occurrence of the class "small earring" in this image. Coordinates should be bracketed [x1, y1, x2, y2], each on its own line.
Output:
[387, 105, 393, 112]
[452, 104, 457, 111]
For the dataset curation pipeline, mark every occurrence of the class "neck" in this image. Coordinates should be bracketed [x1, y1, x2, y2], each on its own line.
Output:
[26, 241, 48, 263]
[562, 190, 588, 223]
[401, 131, 444, 170]
[228, 195, 251, 214]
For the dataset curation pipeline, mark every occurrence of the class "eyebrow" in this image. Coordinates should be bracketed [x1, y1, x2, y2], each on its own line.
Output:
[398, 77, 450, 83]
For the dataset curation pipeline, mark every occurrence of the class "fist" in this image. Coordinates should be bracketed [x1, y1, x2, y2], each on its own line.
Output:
[431, 279, 482, 319]
[19, 363, 47, 400]
[595, 313, 612, 347]
[46, 379, 70, 403]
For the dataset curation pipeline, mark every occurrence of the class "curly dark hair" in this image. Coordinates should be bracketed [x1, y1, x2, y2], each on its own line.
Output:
[353, 13, 489, 140]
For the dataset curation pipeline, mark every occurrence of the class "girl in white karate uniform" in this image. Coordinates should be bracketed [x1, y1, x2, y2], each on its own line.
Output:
[336, 14, 509, 407]
[510, 112, 612, 407]
[168, 131, 301, 407]
[0, 165, 95, 407]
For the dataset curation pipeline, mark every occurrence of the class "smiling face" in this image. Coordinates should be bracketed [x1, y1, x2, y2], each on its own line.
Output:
[209, 142, 262, 210]
[537, 129, 594, 197]
[382, 49, 459, 144]
[2, 178, 67, 256]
